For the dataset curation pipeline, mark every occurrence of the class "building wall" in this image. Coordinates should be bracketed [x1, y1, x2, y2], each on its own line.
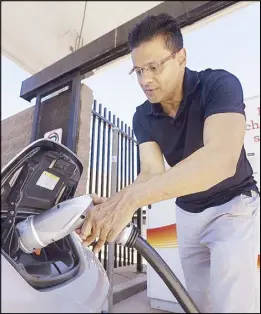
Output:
[1, 106, 34, 168]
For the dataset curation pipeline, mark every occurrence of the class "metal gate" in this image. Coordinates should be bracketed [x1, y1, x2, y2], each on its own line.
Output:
[87, 100, 144, 272]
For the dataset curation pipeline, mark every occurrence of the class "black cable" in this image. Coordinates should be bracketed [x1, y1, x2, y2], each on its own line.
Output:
[133, 235, 200, 313]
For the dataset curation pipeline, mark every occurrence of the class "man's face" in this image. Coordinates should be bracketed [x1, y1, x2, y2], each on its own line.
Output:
[131, 36, 186, 103]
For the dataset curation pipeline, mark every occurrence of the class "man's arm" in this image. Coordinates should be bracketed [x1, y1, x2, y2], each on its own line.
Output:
[128, 109, 166, 184]
[131, 141, 165, 184]
[132, 112, 245, 208]
[79, 140, 166, 251]
[80, 112, 245, 251]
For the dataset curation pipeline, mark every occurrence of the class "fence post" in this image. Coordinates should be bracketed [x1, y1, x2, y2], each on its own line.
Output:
[107, 126, 119, 312]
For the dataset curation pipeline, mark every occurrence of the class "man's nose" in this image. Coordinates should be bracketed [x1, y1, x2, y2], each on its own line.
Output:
[139, 72, 154, 87]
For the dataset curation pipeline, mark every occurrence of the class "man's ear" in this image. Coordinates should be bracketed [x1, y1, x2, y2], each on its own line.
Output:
[178, 48, 187, 67]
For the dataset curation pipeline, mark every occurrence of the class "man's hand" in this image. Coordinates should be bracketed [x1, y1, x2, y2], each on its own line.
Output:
[79, 190, 138, 254]
[75, 193, 106, 236]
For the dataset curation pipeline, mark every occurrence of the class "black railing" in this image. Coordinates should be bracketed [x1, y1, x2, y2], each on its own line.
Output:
[87, 100, 144, 272]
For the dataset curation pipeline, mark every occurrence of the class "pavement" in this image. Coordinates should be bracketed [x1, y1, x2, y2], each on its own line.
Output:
[111, 220, 149, 304]
[111, 263, 170, 313]
[112, 290, 169, 313]
[112, 264, 147, 304]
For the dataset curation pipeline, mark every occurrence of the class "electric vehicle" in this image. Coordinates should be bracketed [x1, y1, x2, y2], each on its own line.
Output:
[1, 139, 199, 313]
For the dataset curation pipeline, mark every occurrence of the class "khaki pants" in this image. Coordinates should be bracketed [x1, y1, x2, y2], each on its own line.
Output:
[176, 191, 260, 313]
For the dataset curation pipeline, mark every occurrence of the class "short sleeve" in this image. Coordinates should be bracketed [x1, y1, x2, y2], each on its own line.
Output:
[132, 111, 154, 145]
[204, 71, 245, 121]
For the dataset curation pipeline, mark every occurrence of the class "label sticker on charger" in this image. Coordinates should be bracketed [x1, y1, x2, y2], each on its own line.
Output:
[36, 171, 60, 190]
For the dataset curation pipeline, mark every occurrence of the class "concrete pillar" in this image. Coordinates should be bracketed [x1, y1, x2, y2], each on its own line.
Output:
[74, 84, 93, 196]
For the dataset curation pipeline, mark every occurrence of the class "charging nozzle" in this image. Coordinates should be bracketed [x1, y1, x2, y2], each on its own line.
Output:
[16, 195, 93, 254]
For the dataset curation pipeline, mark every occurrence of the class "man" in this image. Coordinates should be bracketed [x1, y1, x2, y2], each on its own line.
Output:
[79, 14, 260, 313]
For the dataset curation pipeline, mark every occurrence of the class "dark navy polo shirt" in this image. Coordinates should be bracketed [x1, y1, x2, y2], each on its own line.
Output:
[133, 67, 259, 213]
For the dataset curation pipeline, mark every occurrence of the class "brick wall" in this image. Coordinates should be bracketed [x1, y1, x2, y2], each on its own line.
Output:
[1, 106, 34, 168]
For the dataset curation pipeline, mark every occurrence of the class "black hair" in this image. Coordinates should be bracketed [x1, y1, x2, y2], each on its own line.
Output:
[128, 13, 183, 52]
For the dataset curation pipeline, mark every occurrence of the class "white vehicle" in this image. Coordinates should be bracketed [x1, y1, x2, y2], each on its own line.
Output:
[1, 139, 110, 313]
[1, 139, 200, 313]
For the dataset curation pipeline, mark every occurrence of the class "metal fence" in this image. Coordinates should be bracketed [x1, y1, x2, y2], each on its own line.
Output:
[87, 100, 144, 272]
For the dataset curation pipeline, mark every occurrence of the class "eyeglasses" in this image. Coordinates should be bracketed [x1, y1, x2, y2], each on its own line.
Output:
[129, 51, 178, 79]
